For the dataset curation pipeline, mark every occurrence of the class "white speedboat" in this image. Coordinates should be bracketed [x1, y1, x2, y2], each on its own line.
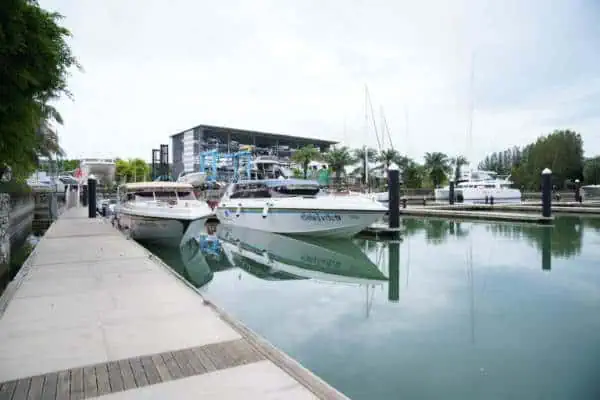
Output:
[115, 182, 214, 246]
[434, 170, 522, 204]
[215, 179, 387, 237]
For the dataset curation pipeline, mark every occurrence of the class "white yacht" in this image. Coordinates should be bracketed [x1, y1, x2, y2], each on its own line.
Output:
[115, 181, 214, 246]
[582, 184, 600, 198]
[434, 170, 521, 204]
[216, 179, 387, 237]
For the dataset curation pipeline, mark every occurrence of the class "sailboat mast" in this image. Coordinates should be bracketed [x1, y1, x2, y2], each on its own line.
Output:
[466, 53, 475, 166]
[365, 85, 382, 151]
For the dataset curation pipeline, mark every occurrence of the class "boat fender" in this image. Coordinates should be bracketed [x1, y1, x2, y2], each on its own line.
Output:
[262, 203, 270, 218]
[236, 203, 242, 217]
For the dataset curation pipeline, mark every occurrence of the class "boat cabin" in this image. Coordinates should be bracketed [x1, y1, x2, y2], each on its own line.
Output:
[225, 179, 321, 199]
[118, 182, 197, 203]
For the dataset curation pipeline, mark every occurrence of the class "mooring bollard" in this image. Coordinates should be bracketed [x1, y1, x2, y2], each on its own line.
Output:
[449, 179, 455, 205]
[490, 195, 494, 205]
[541, 168, 552, 218]
[388, 163, 400, 230]
[574, 179, 581, 203]
[485, 195, 489, 204]
[88, 178, 97, 218]
[401, 197, 407, 209]
[422, 197, 427, 206]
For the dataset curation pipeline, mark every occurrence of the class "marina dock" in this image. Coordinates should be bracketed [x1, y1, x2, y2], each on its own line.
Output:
[0, 208, 346, 399]
[398, 206, 554, 224]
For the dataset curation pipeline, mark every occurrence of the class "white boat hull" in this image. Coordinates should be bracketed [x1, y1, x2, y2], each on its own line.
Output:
[434, 187, 521, 204]
[117, 213, 208, 246]
[215, 206, 384, 237]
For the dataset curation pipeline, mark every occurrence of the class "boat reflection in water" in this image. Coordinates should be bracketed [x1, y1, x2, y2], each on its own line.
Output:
[217, 225, 389, 286]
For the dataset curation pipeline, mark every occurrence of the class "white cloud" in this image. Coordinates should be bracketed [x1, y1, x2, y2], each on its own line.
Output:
[42, 0, 600, 162]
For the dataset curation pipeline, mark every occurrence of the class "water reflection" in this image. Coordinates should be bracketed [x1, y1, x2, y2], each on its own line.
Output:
[142, 217, 600, 399]
[217, 225, 388, 286]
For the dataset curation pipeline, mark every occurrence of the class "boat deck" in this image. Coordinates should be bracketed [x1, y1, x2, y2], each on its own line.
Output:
[0, 207, 346, 399]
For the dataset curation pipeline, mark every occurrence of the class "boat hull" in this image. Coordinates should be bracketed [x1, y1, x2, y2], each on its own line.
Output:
[215, 207, 384, 237]
[117, 213, 208, 247]
[434, 188, 522, 204]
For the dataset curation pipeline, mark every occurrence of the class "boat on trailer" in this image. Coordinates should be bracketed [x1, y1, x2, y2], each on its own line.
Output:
[115, 181, 214, 246]
[215, 179, 387, 238]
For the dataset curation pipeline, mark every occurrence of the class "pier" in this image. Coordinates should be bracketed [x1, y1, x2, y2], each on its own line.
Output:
[0, 207, 346, 399]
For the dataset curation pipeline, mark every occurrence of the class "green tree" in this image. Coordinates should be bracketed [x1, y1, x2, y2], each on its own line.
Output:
[583, 156, 600, 185]
[402, 160, 425, 188]
[115, 158, 150, 182]
[424, 152, 451, 187]
[291, 145, 320, 179]
[0, 0, 80, 180]
[60, 159, 80, 172]
[352, 147, 378, 184]
[376, 149, 400, 170]
[323, 146, 354, 186]
[451, 155, 469, 182]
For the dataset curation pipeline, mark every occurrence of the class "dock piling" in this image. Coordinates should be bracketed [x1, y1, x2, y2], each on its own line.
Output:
[575, 179, 582, 203]
[449, 180, 455, 205]
[541, 168, 552, 218]
[388, 163, 400, 230]
[88, 177, 97, 219]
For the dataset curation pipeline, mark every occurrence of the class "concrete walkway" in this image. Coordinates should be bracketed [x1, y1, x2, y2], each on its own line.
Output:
[0, 208, 346, 399]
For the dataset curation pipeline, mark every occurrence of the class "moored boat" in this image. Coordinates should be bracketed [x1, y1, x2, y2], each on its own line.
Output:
[215, 179, 387, 237]
[115, 181, 214, 246]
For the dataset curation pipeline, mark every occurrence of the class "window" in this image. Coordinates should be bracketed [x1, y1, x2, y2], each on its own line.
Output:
[177, 191, 196, 200]
[154, 191, 177, 201]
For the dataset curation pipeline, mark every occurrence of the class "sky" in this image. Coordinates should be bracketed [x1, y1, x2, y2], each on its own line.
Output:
[41, 0, 600, 164]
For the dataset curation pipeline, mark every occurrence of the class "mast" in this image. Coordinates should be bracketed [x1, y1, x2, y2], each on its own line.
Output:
[466, 52, 476, 167]
[365, 85, 382, 151]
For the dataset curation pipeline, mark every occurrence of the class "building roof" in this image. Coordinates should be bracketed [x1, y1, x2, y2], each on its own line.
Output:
[170, 124, 338, 146]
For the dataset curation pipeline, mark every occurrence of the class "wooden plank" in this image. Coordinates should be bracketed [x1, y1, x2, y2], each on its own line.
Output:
[26, 375, 44, 400]
[83, 366, 98, 398]
[128, 358, 149, 387]
[70, 368, 84, 400]
[201, 342, 231, 370]
[171, 350, 196, 377]
[117, 360, 137, 391]
[41, 373, 57, 400]
[160, 353, 183, 380]
[94, 364, 110, 396]
[223, 339, 264, 365]
[150, 354, 172, 382]
[0, 381, 17, 400]
[191, 346, 217, 373]
[107, 362, 124, 393]
[55, 370, 70, 400]
[139, 356, 161, 385]
[12, 378, 31, 400]
[178, 348, 206, 375]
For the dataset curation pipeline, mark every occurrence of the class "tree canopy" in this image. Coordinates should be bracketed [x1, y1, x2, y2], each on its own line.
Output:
[291, 145, 320, 179]
[0, 0, 79, 179]
[480, 130, 585, 190]
[115, 159, 151, 183]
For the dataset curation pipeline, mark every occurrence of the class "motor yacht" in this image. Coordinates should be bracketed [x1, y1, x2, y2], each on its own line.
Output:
[114, 181, 214, 246]
[434, 170, 522, 204]
[215, 179, 387, 237]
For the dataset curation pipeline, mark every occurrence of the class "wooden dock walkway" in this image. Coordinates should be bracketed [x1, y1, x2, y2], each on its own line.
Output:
[0, 208, 346, 399]
[398, 206, 554, 224]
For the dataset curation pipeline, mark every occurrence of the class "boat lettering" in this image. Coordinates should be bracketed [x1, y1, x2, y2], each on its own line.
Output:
[300, 212, 342, 222]
[301, 255, 341, 269]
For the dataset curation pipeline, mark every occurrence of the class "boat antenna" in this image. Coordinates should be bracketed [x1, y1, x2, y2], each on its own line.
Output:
[381, 106, 394, 151]
[466, 52, 476, 167]
[365, 85, 382, 151]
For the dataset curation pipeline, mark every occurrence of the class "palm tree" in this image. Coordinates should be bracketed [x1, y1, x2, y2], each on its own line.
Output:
[376, 149, 401, 170]
[451, 155, 469, 182]
[424, 152, 451, 187]
[323, 146, 355, 187]
[291, 145, 321, 179]
[353, 147, 378, 184]
[34, 101, 65, 161]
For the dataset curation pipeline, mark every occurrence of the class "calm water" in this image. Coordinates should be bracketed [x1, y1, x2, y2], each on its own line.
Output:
[146, 217, 600, 400]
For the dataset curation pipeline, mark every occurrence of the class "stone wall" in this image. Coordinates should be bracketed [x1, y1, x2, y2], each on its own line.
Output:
[0, 193, 10, 278]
